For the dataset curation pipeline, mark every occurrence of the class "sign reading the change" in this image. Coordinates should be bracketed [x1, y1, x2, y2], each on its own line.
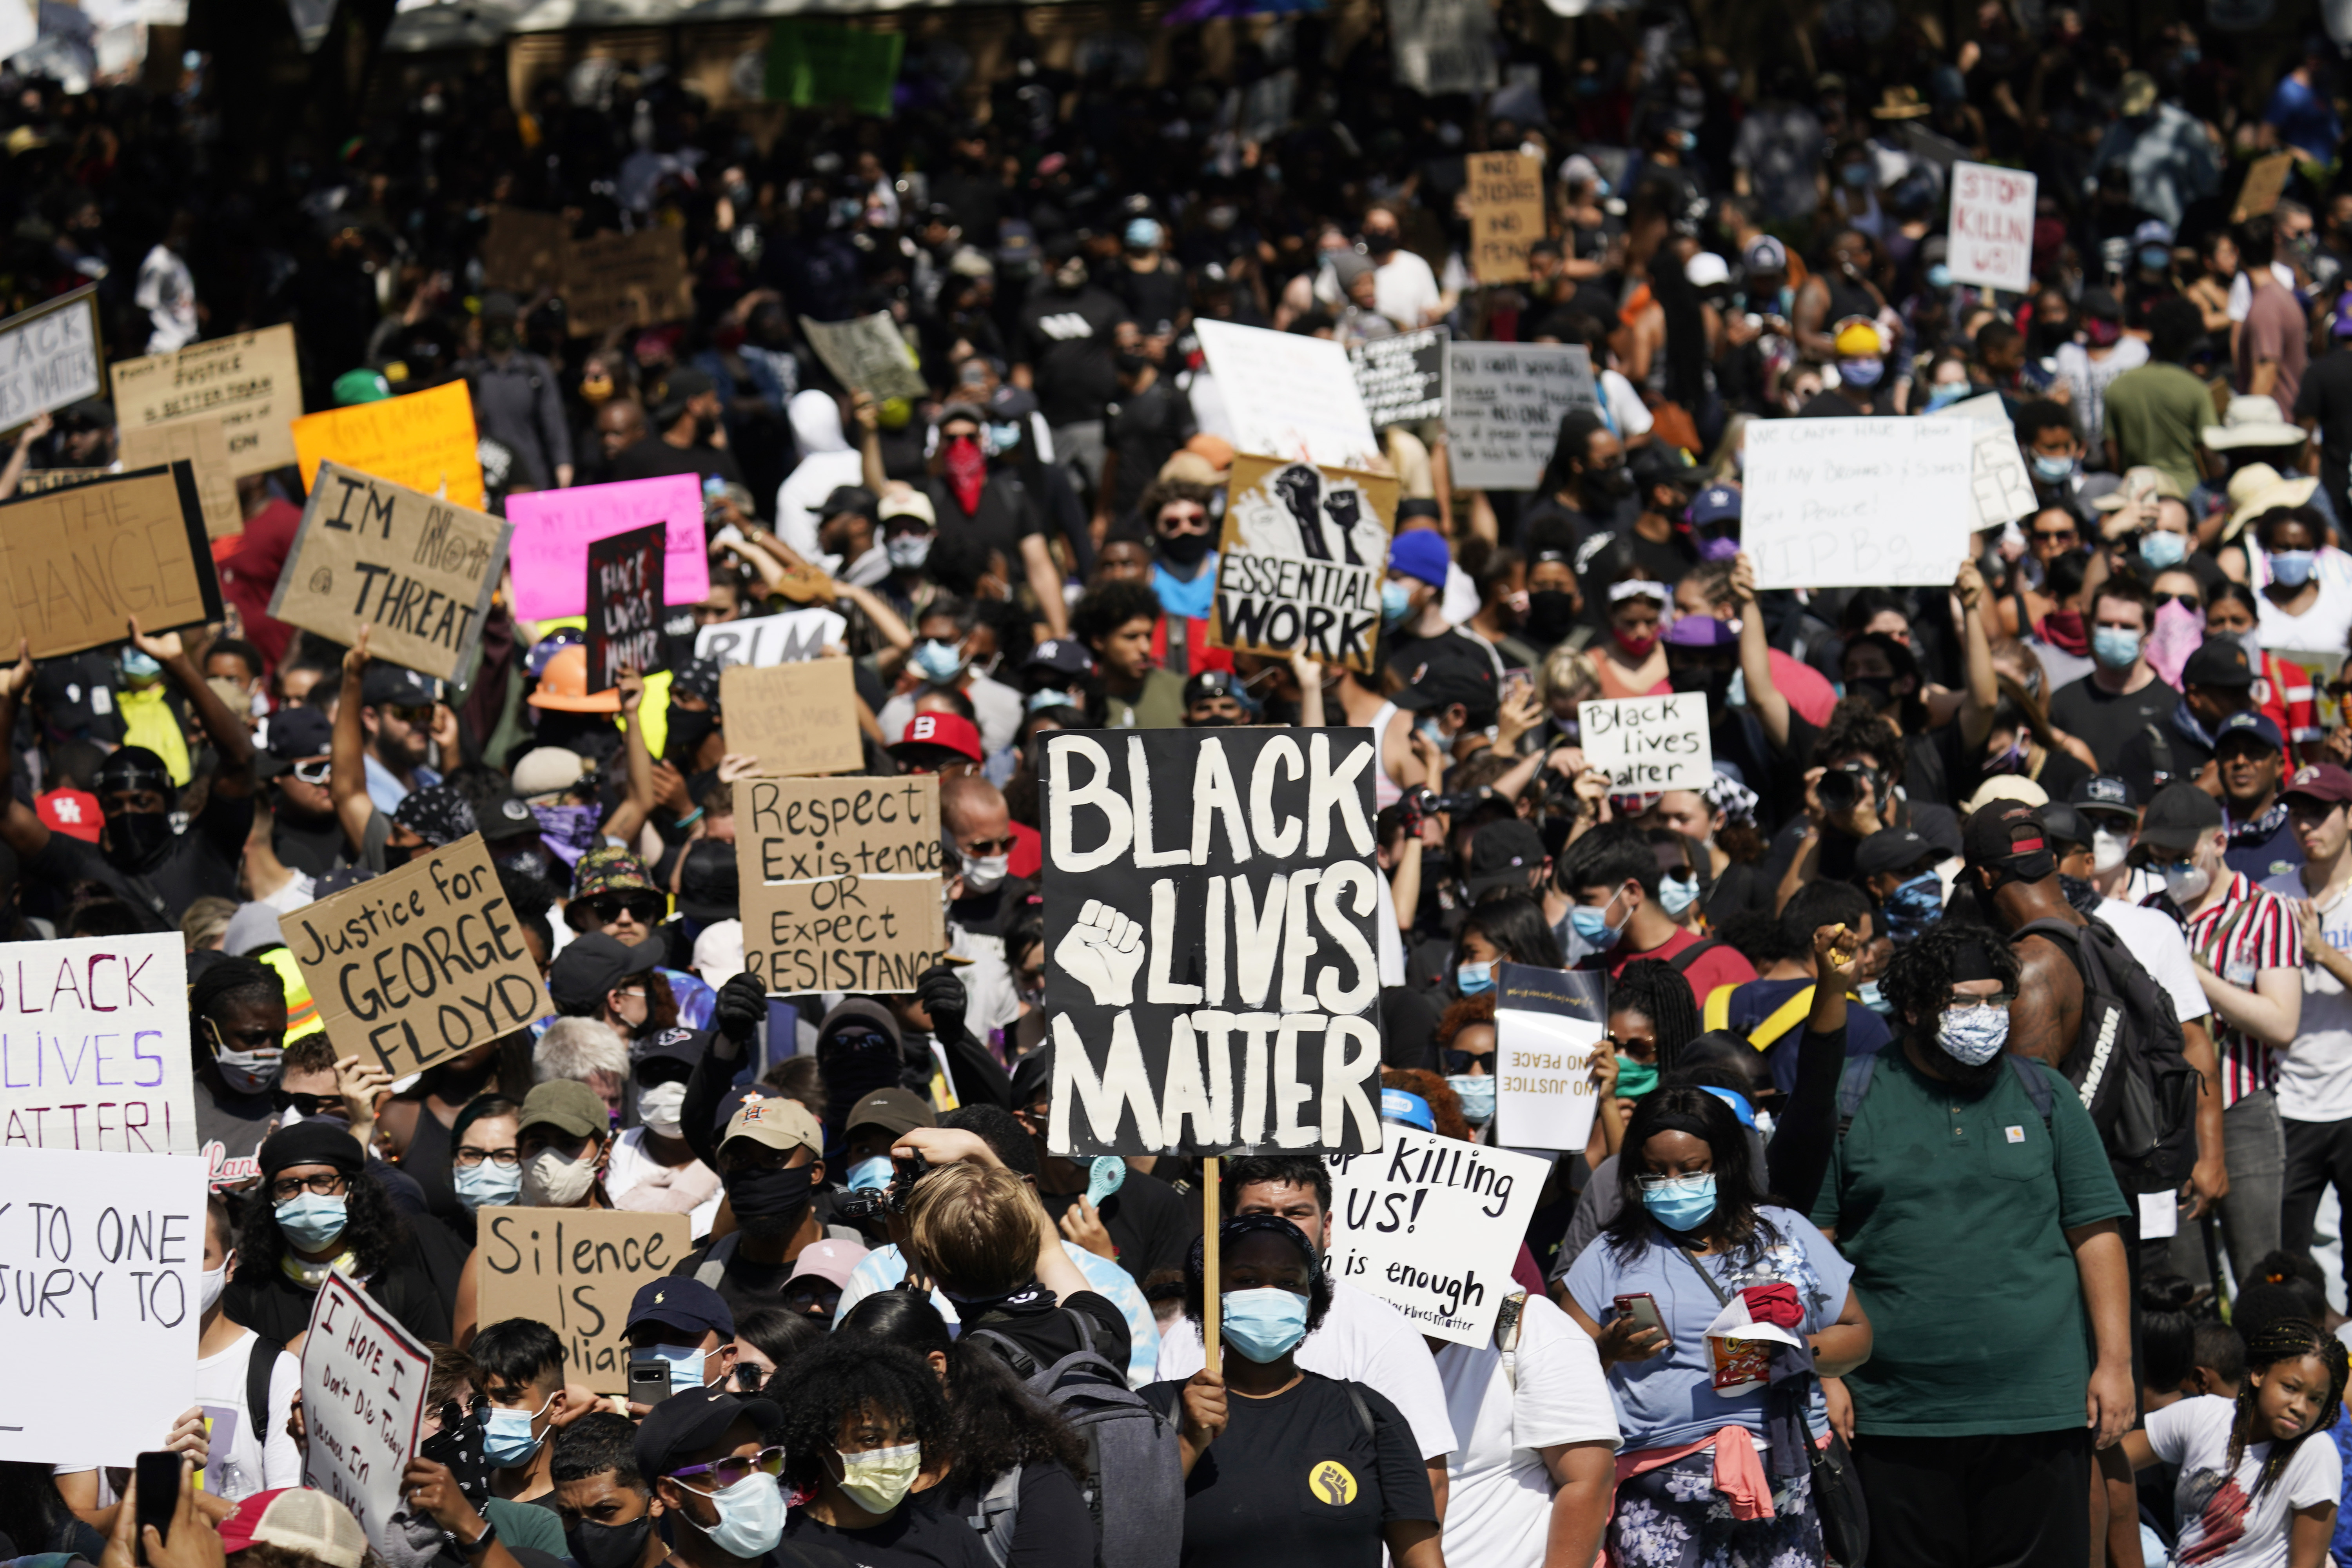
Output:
[1211, 456, 1397, 674]
[283, 835, 552, 1078]
[1578, 693, 1713, 793]
[1494, 964, 1608, 1152]
[0, 464, 220, 659]
[292, 381, 484, 510]
[586, 524, 667, 692]
[1326, 1130, 1549, 1345]
[111, 325, 303, 477]
[1040, 729, 1385, 1156]
[0, 286, 102, 438]
[0, 934, 196, 1154]
[270, 461, 512, 682]
[475, 1209, 693, 1393]
[719, 661, 864, 778]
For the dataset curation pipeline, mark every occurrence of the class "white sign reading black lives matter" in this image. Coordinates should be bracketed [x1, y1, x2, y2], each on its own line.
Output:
[1041, 729, 1386, 1157]
[1210, 455, 1397, 675]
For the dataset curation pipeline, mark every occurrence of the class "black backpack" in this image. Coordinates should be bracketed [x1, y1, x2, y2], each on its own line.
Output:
[2013, 915, 2201, 1196]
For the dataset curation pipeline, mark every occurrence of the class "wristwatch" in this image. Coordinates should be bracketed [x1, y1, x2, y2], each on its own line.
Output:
[461, 1519, 499, 1556]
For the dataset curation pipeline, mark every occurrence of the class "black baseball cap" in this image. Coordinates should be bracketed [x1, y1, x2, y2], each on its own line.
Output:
[2181, 639, 2256, 690]
[2138, 782, 2225, 854]
[361, 664, 440, 708]
[844, 1087, 936, 1141]
[1025, 639, 1096, 680]
[548, 933, 663, 1013]
[633, 1384, 779, 1479]
[1960, 802, 2056, 883]
[1465, 818, 1548, 897]
[1855, 826, 1938, 878]
[1183, 670, 1243, 705]
[260, 707, 334, 775]
[819, 485, 878, 521]
[2070, 774, 2138, 822]
[2036, 801, 2091, 851]
[477, 789, 539, 842]
[1392, 644, 1498, 714]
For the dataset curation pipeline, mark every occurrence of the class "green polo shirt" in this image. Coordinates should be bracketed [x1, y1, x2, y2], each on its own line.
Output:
[1809, 1044, 2127, 1438]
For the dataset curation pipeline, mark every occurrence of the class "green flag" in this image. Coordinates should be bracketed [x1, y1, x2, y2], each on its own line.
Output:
[765, 21, 905, 118]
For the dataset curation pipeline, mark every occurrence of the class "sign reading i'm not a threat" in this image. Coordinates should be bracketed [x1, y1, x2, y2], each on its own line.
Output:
[1041, 729, 1386, 1156]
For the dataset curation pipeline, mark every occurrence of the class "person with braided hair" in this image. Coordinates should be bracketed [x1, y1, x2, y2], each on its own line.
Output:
[2123, 1315, 2345, 1566]
[189, 950, 290, 1185]
[1590, 958, 1701, 1166]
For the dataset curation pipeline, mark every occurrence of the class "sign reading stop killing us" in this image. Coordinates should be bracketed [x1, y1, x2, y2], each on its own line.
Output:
[1040, 729, 1386, 1156]
[1325, 1130, 1550, 1345]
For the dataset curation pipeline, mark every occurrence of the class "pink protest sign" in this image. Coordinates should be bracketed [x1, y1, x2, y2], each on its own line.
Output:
[506, 474, 711, 619]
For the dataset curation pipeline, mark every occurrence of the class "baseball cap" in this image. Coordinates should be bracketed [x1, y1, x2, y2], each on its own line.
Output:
[332, 369, 390, 407]
[547, 931, 662, 1013]
[519, 1078, 608, 1140]
[478, 790, 539, 842]
[2133, 218, 2176, 249]
[260, 707, 334, 775]
[635, 1384, 782, 1481]
[626, 1277, 735, 1339]
[2181, 639, 2256, 690]
[2286, 763, 2352, 808]
[2036, 801, 2091, 850]
[1960, 775, 2049, 815]
[1380, 1087, 1435, 1133]
[721, 1090, 823, 1156]
[1854, 826, 1937, 878]
[512, 746, 590, 799]
[361, 663, 439, 708]
[844, 1087, 936, 1141]
[878, 491, 936, 528]
[2212, 710, 2285, 753]
[1743, 236, 1788, 272]
[891, 712, 983, 763]
[2138, 782, 2225, 853]
[783, 1238, 870, 1293]
[1388, 530, 1451, 588]
[2078, 286, 2123, 323]
[1024, 639, 1096, 679]
[573, 845, 656, 902]
[1960, 802, 2057, 882]
[1183, 670, 1243, 706]
[35, 788, 102, 842]
[2070, 774, 2139, 821]
[1392, 645, 1498, 714]
[219, 1490, 366, 1568]
[1464, 818, 1548, 897]
[1689, 485, 1741, 528]
[995, 218, 1040, 265]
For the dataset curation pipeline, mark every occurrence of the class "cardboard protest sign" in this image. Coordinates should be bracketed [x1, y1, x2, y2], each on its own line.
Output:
[766, 19, 906, 117]
[1194, 320, 1381, 469]
[1744, 417, 1975, 590]
[0, 934, 196, 1155]
[292, 380, 484, 511]
[1933, 391, 2038, 530]
[269, 461, 511, 683]
[1325, 1129, 1547, 1345]
[112, 325, 303, 477]
[741, 872, 946, 996]
[0, 1149, 206, 1465]
[1350, 328, 1448, 428]
[1947, 162, 2037, 294]
[718, 660, 864, 778]
[1210, 456, 1397, 674]
[586, 524, 667, 692]
[1041, 729, 1385, 1156]
[1494, 964, 1608, 1152]
[1466, 152, 1546, 283]
[480, 208, 570, 295]
[696, 608, 849, 668]
[0, 285, 102, 437]
[119, 414, 240, 539]
[1387, 0, 1497, 96]
[739, 777, 943, 885]
[2235, 151, 2296, 221]
[1445, 342, 1600, 490]
[506, 474, 711, 621]
[800, 311, 926, 402]
[475, 1208, 693, 1393]
[301, 1274, 430, 1554]
[1578, 693, 1713, 793]
[283, 834, 552, 1079]
[0, 464, 221, 659]
[565, 228, 696, 338]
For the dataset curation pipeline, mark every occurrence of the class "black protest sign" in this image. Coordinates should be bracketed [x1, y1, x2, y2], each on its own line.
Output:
[1040, 728, 1385, 1156]
[1350, 327, 1447, 428]
[586, 524, 666, 692]
[1211, 455, 1398, 675]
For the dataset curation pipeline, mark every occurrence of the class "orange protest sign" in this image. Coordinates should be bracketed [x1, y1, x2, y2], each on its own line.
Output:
[291, 381, 484, 510]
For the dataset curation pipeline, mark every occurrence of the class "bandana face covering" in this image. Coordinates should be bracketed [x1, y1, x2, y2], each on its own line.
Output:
[944, 435, 987, 515]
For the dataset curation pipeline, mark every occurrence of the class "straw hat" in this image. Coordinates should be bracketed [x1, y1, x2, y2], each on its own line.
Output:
[2203, 394, 2307, 450]
[2224, 462, 2321, 539]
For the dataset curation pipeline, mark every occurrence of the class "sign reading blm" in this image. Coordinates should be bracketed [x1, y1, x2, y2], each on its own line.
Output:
[1041, 729, 1385, 1156]
[1211, 455, 1397, 674]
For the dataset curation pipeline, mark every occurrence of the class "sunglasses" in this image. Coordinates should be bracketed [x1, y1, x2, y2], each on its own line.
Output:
[960, 836, 1015, 857]
[386, 704, 436, 726]
[270, 1089, 343, 1116]
[287, 759, 332, 785]
[2152, 592, 2201, 610]
[1158, 510, 1212, 534]
[668, 1446, 786, 1489]
[586, 892, 664, 924]
[1439, 1047, 1490, 1075]
[2031, 528, 2078, 544]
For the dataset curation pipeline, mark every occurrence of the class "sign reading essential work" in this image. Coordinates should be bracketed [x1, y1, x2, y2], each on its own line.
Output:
[0, 1147, 205, 1465]
[113, 324, 304, 477]
[718, 661, 865, 778]
[1578, 693, 1713, 793]
[1211, 455, 1397, 674]
[1444, 342, 1600, 490]
[291, 381, 485, 510]
[586, 524, 667, 693]
[1040, 729, 1385, 1156]
[0, 285, 102, 438]
[506, 474, 711, 621]
[0, 934, 195, 1154]
[301, 1273, 430, 1555]
[1194, 319, 1381, 470]
[739, 775, 944, 996]
[1743, 417, 1976, 589]
[1350, 328, 1448, 428]
[1465, 152, 1545, 284]
[800, 311, 926, 402]
[1947, 161, 2037, 294]
[1325, 1129, 1548, 1345]
[695, 608, 849, 669]
[475, 1208, 693, 1394]
[1494, 963, 1608, 1152]
[269, 461, 512, 683]
[283, 834, 552, 1079]
[119, 415, 240, 539]
[0, 463, 221, 659]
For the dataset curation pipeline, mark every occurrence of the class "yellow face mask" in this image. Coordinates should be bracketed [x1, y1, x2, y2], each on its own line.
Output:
[580, 374, 615, 405]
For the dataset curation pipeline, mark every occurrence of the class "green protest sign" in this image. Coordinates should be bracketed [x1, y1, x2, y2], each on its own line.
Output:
[766, 21, 904, 117]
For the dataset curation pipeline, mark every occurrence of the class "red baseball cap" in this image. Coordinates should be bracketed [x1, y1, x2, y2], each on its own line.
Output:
[36, 788, 103, 842]
[891, 712, 983, 764]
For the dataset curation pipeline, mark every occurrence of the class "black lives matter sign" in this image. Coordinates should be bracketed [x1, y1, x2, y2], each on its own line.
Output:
[1041, 729, 1385, 1156]
[586, 524, 666, 691]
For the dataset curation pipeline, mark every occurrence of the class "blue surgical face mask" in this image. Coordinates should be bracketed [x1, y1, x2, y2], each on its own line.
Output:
[911, 639, 965, 684]
[2092, 625, 2143, 672]
[1837, 356, 1884, 388]
[483, 1395, 552, 1468]
[1936, 1004, 2011, 1066]
[1455, 960, 1494, 995]
[2031, 453, 2079, 483]
[1926, 263, 1955, 290]
[1640, 1172, 1718, 1231]
[1448, 1073, 1495, 1125]
[648, 1343, 713, 1398]
[846, 1156, 892, 1192]
[2271, 550, 2317, 588]
[1857, 979, 1892, 1014]
[2140, 245, 2172, 272]
[1841, 162, 1873, 189]
[1416, 716, 1451, 751]
[1568, 889, 1627, 949]
[274, 1193, 348, 1253]
[1221, 1287, 1311, 1363]
[1381, 580, 1414, 624]
[1658, 871, 1699, 917]
[2139, 529, 2188, 570]
[1924, 381, 1967, 411]
[454, 1161, 522, 1213]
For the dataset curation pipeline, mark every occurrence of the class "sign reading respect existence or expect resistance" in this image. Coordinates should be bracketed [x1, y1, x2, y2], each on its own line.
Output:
[1211, 455, 1397, 674]
[475, 1209, 693, 1394]
[738, 777, 945, 996]
[1742, 417, 1976, 589]
[1327, 1131, 1550, 1345]
[283, 834, 553, 1078]
[0, 934, 196, 1154]
[1040, 729, 1386, 1156]
[1577, 693, 1713, 793]
[301, 1274, 430, 1556]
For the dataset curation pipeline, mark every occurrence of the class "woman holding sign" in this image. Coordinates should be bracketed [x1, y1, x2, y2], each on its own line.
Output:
[1558, 1088, 1870, 1566]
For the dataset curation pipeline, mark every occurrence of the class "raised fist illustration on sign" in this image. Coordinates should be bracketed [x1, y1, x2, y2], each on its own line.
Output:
[1055, 899, 1146, 1007]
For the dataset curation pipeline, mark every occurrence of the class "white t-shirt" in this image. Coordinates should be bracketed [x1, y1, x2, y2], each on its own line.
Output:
[2147, 1393, 2339, 1568]
[193, 1328, 303, 1501]
[2258, 576, 2352, 661]
[1156, 1278, 1456, 1461]
[2097, 898, 2211, 1025]
[1599, 369, 1655, 441]
[1433, 1294, 1619, 1568]
[2260, 873, 2352, 1122]
[605, 1127, 724, 1235]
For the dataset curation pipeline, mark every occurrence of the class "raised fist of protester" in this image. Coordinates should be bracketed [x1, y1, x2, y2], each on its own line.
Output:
[916, 963, 970, 1042]
[1055, 898, 1145, 1008]
[1813, 922, 1862, 980]
[1954, 556, 1986, 612]
[715, 970, 768, 1044]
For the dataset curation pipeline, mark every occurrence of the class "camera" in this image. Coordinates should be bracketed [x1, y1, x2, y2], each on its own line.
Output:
[836, 1152, 930, 1224]
[1408, 785, 1493, 817]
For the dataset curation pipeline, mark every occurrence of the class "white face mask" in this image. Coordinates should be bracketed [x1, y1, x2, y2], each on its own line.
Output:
[523, 1146, 600, 1206]
[637, 1081, 688, 1139]
[2092, 828, 2129, 873]
[2161, 858, 2212, 903]
[959, 853, 1010, 894]
[201, 1259, 229, 1316]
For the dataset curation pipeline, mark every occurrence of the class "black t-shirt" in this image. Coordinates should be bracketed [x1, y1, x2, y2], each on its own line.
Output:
[920, 474, 1043, 575]
[272, 807, 350, 877]
[935, 1462, 1092, 1568]
[1112, 262, 1189, 334]
[611, 437, 746, 489]
[1017, 287, 1130, 426]
[781, 1497, 992, 1568]
[223, 1254, 451, 1346]
[1139, 1372, 1433, 1568]
[1623, 523, 1697, 588]
[1107, 380, 1196, 519]
[1038, 1167, 1198, 1287]
[30, 790, 254, 929]
[2049, 673, 2181, 775]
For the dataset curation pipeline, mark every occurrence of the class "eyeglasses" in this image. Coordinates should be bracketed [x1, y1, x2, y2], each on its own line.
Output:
[1943, 991, 2017, 1013]
[288, 759, 332, 785]
[2030, 527, 2078, 544]
[959, 836, 1016, 857]
[586, 892, 665, 924]
[270, 1089, 343, 1116]
[2153, 592, 2202, 611]
[270, 1172, 350, 1202]
[454, 1145, 523, 1169]
[668, 1447, 786, 1488]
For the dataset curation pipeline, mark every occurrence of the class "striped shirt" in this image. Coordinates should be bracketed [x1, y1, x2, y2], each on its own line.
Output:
[2183, 871, 2304, 1106]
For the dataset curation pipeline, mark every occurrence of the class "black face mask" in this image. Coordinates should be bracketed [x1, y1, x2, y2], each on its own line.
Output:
[1526, 590, 1580, 646]
[1363, 232, 1399, 257]
[2058, 873, 2103, 915]
[723, 1162, 814, 1227]
[666, 710, 717, 769]
[1844, 675, 1897, 710]
[566, 1515, 652, 1568]
[1670, 663, 1733, 702]
[1583, 464, 1634, 500]
[102, 809, 174, 871]
[1158, 530, 1213, 566]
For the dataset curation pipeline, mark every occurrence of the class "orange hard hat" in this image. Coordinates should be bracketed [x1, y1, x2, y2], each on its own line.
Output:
[526, 644, 621, 713]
